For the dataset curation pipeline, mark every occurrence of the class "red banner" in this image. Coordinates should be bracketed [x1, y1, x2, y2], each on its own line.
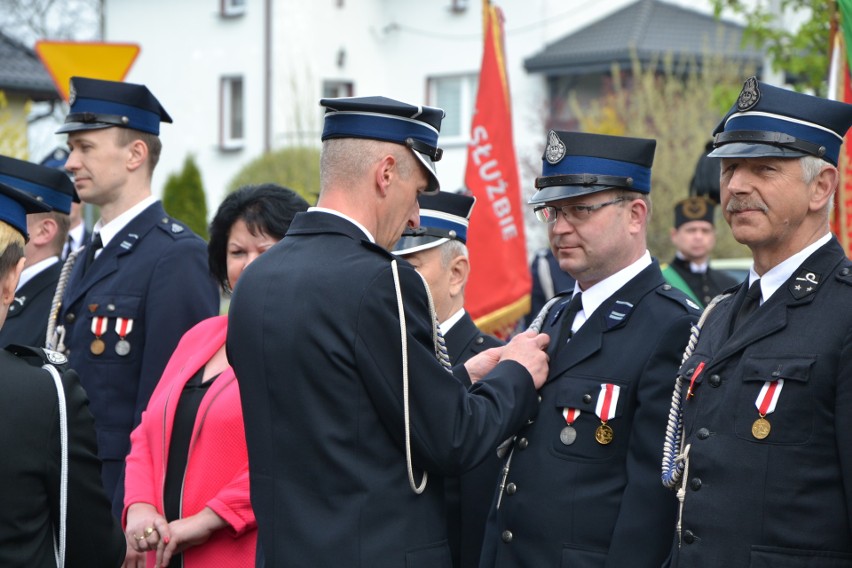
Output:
[464, 0, 530, 336]
[831, 1, 852, 256]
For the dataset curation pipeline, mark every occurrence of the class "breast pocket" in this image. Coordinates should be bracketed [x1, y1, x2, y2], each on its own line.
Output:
[83, 294, 142, 363]
[735, 355, 815, 445]
[549, 376, 630, 462]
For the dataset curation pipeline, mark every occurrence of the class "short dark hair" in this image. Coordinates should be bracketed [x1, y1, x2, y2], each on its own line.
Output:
[208, 183, 309, 291]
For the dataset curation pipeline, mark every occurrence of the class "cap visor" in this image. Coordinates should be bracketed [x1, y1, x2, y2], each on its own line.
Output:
[528, 184, 613, 205]
[392, 235, 448, 256]
[55, 121, 114, 134]
[411, 149, 440, 195]
[708, 143, 807, 161]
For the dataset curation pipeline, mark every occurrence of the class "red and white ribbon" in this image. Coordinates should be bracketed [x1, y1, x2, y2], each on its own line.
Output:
[595, 383, 621, 422]
[562, 407, 581, 425]
[755, 379, 784, 416]
[90, 316, 108, 337]
[114, 317, 134, 339]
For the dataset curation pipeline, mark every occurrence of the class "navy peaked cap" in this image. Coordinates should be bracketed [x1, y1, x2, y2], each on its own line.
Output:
[0, 180, 52, 239]
[0, 155, 77, 215]
[674, 196, 715, 228]
[530, 130, 656, 204]
[56, 76, 172, 135]
[710, 76, 852, 166]
[393, 191, 475, 256]
[320, 96, 445, 194]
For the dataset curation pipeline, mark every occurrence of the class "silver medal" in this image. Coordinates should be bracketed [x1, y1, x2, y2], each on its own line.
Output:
[115, 339, 131, 356]
[559, 425, 577, 445]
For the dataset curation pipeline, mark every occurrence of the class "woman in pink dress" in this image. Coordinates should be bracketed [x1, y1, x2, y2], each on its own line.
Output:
[123, 184, 308, 568]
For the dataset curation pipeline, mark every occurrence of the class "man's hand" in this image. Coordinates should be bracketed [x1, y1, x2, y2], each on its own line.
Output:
[464, 330, 550, 389]
[499, 330, 550, 388]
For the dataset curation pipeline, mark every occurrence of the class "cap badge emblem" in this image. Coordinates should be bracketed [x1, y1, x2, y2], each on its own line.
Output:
[68, 80, 77, 105]
[545, 130, 566, 165]
[683, 197, 707, 220]
[736, 76, 761, 111]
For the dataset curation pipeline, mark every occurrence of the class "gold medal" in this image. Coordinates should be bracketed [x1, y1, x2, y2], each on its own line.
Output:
[90, 338, 105, 355]
[595, 423, 614, 445]
[752, 416, 771, 440]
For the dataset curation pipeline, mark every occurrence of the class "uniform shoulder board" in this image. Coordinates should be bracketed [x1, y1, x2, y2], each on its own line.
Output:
[156, 216, 193, 239]
[656, 284, 703, 315]
[5, 344, 69, 368]
[836, 263, 852, 287]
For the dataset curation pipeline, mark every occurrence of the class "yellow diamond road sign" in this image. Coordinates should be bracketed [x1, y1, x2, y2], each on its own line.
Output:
[35, 41, 141, 102]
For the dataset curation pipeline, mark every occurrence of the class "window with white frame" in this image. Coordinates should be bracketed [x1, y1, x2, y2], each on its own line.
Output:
[220, 76, 244, 150]
[221, 0, 246, 17]
[427, 74, 478, 142]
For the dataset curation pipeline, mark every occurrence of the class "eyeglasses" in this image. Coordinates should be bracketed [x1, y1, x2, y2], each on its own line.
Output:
[534, 197, 627, 225]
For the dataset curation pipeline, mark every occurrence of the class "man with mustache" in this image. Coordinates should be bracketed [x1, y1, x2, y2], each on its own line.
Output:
[662, 77, 852, 567]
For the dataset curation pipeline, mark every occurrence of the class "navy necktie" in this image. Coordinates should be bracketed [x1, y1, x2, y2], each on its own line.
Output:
[733, 279, 761, 333]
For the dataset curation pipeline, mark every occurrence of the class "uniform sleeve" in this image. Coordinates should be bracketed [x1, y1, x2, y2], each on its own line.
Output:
[605, 312, 694, 568]
[353, 262, 538, 476]
[52, 368, 126, 568]
[835, 324, 852, 528]
[135, 237, 219, 426]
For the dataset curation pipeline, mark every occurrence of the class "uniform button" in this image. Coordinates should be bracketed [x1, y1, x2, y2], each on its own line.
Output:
[506, 482, 517, 495]
[697, 428, 710, 440]
[537, 395, 542, 403]
[107, 303, 116, 312]
[683, 530, 696, 544]
[690, 478, 702, 491]
[8, 305, 15, 312]
[501, 530, 513, 543]
[841, 268, 850, 276]
[475, 336, 484, 345]
[582, 394, 592, 404]
[662, 284, 672, 291]
[65, 313, 76, 323]
[516, 437, 528, 450]
[708, 374, 721, 387]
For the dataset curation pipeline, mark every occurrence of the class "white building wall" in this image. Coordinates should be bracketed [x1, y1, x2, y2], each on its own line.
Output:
[99, 0, 714, 226]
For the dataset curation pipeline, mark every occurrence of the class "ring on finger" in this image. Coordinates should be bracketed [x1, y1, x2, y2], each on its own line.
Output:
[143, 526, 156, 537]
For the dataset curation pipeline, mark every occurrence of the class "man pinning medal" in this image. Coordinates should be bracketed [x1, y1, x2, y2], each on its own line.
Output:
[480, 130, 700, 568]
[662, 77, 852, 567]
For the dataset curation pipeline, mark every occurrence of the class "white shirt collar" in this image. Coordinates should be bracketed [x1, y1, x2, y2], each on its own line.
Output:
[569, 251, 652, 335]
[309, 206, 375, 243]
[747, 233, 832, 305]
[93, 195, 158, 249]
[68, 222, 86, 249]
[440, 308, 466, 335]
[17, 256, 60, 291]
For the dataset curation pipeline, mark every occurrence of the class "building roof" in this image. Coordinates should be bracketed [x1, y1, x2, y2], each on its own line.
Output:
[524, 0, 763, 76]
[0, 31, 59, 101]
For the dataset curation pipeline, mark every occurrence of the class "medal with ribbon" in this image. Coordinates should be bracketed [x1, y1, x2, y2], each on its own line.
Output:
[560, 408, 580, 445]
[90, 316, 108, 355]
[114, 317, 134, 356]
[686, 361, 706, 399]
[594, 383, 620, 445]
[752, 379, 784, 439]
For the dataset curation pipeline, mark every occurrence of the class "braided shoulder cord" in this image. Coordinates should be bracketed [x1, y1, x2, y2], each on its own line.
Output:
[661, 292, 731, 489]
[46, 248, 83, 351]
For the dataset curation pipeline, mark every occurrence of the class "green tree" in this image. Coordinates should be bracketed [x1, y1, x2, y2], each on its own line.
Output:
[0, 91, 29, 158]
[569, 51, 752, 260]
[710, 0, 829, 94]
[163, 154, 208, 239]
[227, 146, 320, 205]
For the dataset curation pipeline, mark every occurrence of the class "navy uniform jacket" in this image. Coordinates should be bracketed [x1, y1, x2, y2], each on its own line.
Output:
[481, 261, 699, 568]
[0, 346, 125, 567]
[227, 211, 539, 568]
[444, 312, 504, 568]
[59, 201, 219, 516]
[667, 256, 739, 307]
[0, 261, 60, 348]
[667, 238, 852, 568]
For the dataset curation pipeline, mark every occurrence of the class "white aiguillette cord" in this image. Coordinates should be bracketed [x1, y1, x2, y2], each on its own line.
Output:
[660, 292, 729, 546]
[41, 362, 68, 567]
[390, 259, 453, 495]
[46, 248, 83, 352]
